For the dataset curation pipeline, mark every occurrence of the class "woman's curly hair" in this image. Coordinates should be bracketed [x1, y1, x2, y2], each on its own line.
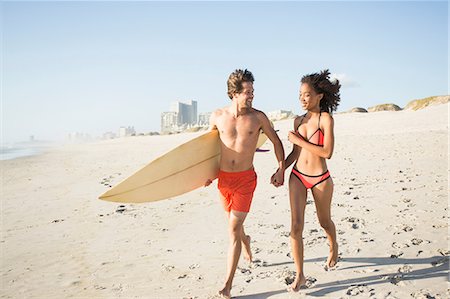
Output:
[301, 69, 341, 113]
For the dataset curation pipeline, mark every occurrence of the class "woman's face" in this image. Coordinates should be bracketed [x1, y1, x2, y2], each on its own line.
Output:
[299, 83, 323, 111]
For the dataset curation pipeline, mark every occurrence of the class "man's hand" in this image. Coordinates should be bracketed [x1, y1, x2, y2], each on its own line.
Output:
[270, 168, 285, 187]
[204, 179, 213, 187]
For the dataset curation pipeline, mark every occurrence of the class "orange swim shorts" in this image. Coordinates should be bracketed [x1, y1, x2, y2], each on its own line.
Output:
[218, 169, 257, 213]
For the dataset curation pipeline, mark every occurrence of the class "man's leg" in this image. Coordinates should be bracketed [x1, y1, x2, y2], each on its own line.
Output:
[219, 210, 248, 298]
[240, 226, 252, 262]
[224, 212, 252, 262]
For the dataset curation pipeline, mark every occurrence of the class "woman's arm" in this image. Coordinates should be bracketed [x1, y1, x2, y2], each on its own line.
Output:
[288, 113, 334, 159]
[285, 116, 303, 167]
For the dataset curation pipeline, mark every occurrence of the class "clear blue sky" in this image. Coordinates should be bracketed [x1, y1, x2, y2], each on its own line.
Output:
[2, 1, 448, 143]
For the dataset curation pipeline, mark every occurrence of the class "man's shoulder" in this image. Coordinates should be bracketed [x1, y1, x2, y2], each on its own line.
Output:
[212, 107, 228, 117]
[250, 108, 267, 118]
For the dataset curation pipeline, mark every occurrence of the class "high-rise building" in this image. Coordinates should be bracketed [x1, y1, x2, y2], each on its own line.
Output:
[161, 111, 178, 133]
[161, 100, 198, 132]
[170, 100, 197, 125]
[198, 112, 212, 126]
[119, 126, 136, 137]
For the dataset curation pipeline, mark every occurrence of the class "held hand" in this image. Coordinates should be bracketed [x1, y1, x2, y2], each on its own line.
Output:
[271, 168, 285, 187]
[204, 179, 213, 187]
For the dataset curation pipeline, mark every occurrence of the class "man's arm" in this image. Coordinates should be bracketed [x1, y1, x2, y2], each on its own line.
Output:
[204, 111, 218, 187]
[209, 110, 218, 131]
[257, 111, 285, 186]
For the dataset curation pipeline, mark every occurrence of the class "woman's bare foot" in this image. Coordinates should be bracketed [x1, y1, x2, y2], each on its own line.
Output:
[287, 275, 307, 292]
[326, 242, 339, 268]
[218, 286, 231, 299]
[242, 235, 252, 262]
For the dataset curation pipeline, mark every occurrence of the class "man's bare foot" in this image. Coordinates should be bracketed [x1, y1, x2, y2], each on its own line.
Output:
[326, 243, 339, 269]
[218, 286, 231, 299]
[242, 235, 252, 262]
[287, 275, 307, 292]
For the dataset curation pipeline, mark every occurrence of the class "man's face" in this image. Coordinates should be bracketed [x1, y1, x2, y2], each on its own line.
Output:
[234, 81, 254, 108]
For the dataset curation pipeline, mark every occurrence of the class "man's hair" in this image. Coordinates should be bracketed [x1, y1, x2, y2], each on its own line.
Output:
[227, 69, 255, 99]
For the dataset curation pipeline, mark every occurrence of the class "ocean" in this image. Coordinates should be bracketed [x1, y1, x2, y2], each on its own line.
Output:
[0, 141, 58, 161]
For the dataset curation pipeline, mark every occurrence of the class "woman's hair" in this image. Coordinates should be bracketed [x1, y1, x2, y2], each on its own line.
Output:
[301, 69, 341, 113]
[227, 69, 254, 99]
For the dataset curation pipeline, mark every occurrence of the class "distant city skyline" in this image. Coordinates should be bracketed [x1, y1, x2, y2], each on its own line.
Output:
[2, 1, 448, 144]
[161, 100, 199, 133]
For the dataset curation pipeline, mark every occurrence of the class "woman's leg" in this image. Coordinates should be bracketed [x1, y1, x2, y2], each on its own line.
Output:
[288, 173, 308, 291]
[311, 177, 338, 268]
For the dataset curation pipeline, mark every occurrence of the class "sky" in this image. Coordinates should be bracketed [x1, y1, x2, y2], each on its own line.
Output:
[2, 1, 448, 144]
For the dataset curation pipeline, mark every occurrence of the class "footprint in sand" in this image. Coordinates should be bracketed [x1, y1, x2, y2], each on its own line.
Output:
[346, 284, 374, 296]
[253, 247, 262, 254]
[115, 205, 127, 213]
[410, 238, 423, 245]
[342, 217, 365, 229]
[360, 237, 374, 243]
[237, 267, 251, 275]
[272, 224, 284, 230]
[431, 256, 449, 266]
[256, 271, 272, 279]
[251, 259, 268, 268]
[305, 236, 327, 246]
[279, 231, 290, 238]
[390, 252, 404, 258]
[354, 268, 379, 274]
[432, 223, 447, 229]
[161, 264, 175, 272]
[275, 268, 295, 284]
[393, 225, 413, 235]
[398, 265, 412, 273]
[302, 277, 317, 288]
[411, 289, 439, 299]
[392, 242, 409, 249]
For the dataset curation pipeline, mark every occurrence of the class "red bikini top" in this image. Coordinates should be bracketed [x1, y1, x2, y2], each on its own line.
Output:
[297, 112, 324, 146]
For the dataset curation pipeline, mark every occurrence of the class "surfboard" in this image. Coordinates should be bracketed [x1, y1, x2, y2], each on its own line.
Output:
[99, 130, 269, 203]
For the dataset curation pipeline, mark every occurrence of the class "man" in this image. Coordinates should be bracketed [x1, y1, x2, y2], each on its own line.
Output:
[205, 69, 285, 298]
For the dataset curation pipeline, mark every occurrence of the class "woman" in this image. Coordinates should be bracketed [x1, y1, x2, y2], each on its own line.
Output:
[284, 69, 341, 291]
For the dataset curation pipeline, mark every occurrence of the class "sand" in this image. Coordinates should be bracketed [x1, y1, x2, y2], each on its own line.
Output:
[1, 104, 449, 299]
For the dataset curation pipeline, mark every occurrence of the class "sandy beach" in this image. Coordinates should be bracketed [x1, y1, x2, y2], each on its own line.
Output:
[2, 103, 449, 299]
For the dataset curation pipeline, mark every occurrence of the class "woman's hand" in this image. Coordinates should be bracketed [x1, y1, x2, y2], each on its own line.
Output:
[288, 131, 303, 146]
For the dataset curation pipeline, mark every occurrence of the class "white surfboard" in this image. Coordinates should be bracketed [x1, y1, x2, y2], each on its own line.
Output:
[99, 130, 269, 203]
